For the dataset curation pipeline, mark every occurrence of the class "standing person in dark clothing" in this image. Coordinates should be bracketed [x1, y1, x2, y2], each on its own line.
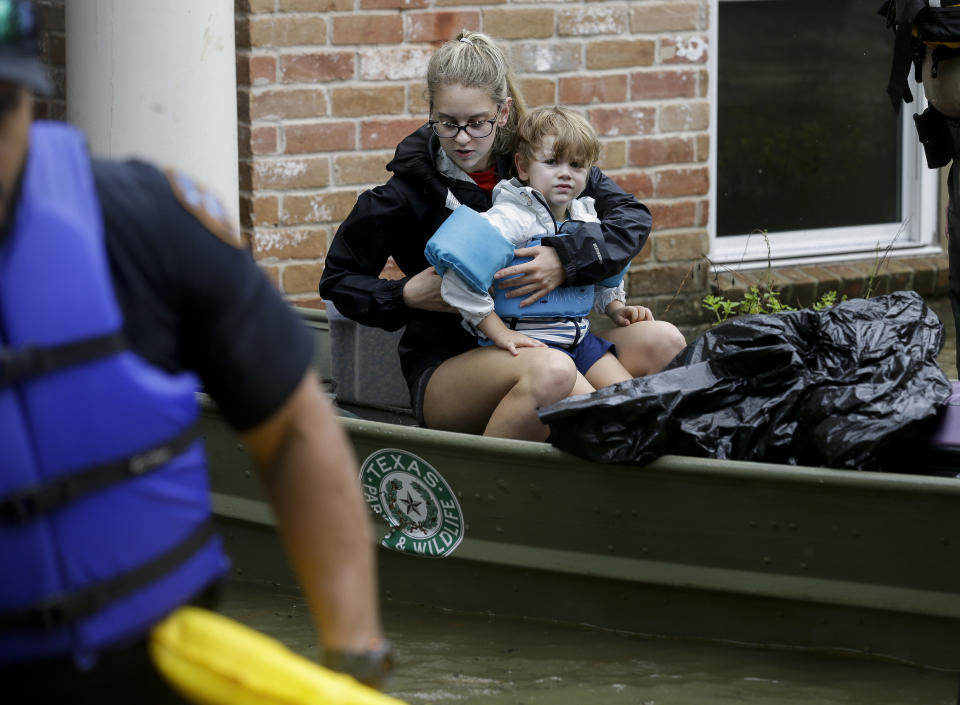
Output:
[319, 30, 673, 442]
[0, 2, 391, 702]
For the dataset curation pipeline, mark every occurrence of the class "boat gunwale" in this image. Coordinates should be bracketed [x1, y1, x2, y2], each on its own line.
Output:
[341, 416, 960, 496]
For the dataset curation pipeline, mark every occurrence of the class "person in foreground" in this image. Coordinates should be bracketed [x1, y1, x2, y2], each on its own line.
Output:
[319, 30, 681, 442]
[0, 3, 389, 702]
[427, 105, 685, 394]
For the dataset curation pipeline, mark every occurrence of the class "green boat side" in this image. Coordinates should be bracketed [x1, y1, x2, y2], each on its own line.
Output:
[202, 307, 960, 672]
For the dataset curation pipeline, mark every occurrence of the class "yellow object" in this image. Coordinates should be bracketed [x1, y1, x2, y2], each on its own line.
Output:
[149, 607, 407, 705]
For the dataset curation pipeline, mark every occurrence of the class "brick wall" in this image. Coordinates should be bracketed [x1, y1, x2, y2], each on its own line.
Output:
[37, 0, 950, 331]
[234, 0, 726, 323]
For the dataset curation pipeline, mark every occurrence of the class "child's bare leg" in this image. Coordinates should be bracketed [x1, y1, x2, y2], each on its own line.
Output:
[584, 352, 633, 389]
[598, 320, 686, 376]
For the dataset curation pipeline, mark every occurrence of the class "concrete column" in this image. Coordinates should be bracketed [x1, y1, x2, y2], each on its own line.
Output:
[65, 1, 239, 225]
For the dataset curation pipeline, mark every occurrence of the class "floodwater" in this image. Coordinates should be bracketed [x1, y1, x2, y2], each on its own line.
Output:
[216, 295, 960, 705]
[220, 580, 958, 705]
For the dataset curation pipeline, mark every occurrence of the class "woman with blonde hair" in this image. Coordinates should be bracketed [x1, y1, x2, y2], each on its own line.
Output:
[320, 31, 668, 441]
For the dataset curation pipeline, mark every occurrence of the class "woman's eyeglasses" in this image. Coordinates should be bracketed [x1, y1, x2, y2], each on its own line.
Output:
[428, 105, 501, 139]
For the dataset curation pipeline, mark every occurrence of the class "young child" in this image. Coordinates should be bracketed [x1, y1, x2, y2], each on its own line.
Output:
[428, 106, 657, 391]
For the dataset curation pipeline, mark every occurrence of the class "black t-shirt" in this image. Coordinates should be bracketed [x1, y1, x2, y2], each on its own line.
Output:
[92, 158, 313, 431]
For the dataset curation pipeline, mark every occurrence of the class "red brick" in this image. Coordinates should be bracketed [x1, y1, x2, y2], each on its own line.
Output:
[252, 125, 278, 155]
[249, 54, 278, 85]
[249, 15, 328, 47]
[559, 74, 628, 105]
[629, 262, 695, 296]
[332, 14, 402, 45]
[483, 9, 554, 39]
[649, 200, 698, 230]
[285, 122, 356, 153]
[589, 106, 656, 137]
[519, 78, 556, 108]
[280, 52, 355, 83]
[696, 198, 709, 227]
[252, 88, 328, 120]
[282, 262, 326, 295]
[253, 157, 330, 190]
[599, 140, 626, 169]
[512, 43, 582, 73]
[238, 126, 251, 159]
[657, 167, 709, 197]
[407, 11, 480, 42]
[587, 39, 655, 70]
[331, 86, 405, 116]
[629, 136, 695, 166]
[239, 194, 281, 228]
[361, 119, 428, 149]
[408, 84, 431, 116]
[253, 228, 328, 260]
[361, 0, 428, 7]
[359, 47, 434, 80]
[662, 36, 709, 65]
[654, 231, 707, 262]
[631, 70, 697, 100]
[259, 264, 281, 289]
[660, 101, 709, 132]
[236, 0, 276, 12]
[237, 89, 252, 123]
[278, 0, 352, 9]
[695, 133, 710, 161]
[611, 171, 654, 200]
[558, 7, 629, 36]
[283, 191, 361, 225]
[631, 2, 702, 33]
[436, 0, 502, 6]
[334, 153, 392, 185]
[45, 32, 65, 65]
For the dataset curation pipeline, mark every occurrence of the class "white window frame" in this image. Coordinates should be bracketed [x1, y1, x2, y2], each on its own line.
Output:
[708, 0, 942, 270]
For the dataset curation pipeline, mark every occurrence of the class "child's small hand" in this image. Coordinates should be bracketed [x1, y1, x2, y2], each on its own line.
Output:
[491, 329, 547, 356]
[610, 305, 654, 327]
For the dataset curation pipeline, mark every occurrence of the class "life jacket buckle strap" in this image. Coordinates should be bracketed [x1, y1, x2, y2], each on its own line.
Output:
[0, 345, 45, 386]
[0, 332, 127, 387]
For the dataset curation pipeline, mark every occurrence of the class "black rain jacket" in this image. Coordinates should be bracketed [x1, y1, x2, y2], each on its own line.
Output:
[318, 125, 653, 395]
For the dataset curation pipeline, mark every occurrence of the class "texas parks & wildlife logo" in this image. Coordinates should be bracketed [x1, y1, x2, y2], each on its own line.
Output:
[359, 448, 464, 558]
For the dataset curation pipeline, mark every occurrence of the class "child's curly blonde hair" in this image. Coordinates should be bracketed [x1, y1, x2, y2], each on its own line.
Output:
[513, 106, 601, 175]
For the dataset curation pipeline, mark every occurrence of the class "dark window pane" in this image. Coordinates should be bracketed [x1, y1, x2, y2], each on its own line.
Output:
[717, 0, 902, 237]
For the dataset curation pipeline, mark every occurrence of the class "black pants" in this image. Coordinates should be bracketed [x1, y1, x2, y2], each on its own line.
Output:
[2, 639, 192, 705]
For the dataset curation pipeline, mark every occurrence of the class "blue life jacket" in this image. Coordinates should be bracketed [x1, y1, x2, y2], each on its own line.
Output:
[426, 206, 628, 320]
[424, 206, 515, 294]
[0, 122, 229, 668]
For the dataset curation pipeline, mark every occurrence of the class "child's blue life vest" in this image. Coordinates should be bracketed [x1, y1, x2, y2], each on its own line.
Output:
[425, 206, 516, 294]
[425, 206, 628, 320]
[0, 122, 229, 669]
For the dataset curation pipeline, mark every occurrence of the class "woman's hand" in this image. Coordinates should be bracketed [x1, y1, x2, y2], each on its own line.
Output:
[402, 267, 456, 313]
[494, 245, 565, 308]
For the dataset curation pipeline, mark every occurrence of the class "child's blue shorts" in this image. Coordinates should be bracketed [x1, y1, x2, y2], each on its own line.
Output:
[552, 332, 616, 375]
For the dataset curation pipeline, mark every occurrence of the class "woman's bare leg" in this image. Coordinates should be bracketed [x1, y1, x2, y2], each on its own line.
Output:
[423, 346, 579, 441]
[598, 320, 686, 377]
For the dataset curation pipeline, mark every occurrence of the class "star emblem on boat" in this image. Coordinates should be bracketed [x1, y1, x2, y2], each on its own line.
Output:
[399, 491, 422, 516]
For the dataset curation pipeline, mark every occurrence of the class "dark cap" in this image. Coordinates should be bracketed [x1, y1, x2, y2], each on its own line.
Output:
[0, 0, 51, 96]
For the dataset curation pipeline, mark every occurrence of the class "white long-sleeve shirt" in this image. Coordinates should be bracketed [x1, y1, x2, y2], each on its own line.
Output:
[440, 178, 626, 347]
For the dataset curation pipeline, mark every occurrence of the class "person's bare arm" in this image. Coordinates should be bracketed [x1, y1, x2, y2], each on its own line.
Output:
[242, 370, 382, 652]
[402, 266, 457, 313]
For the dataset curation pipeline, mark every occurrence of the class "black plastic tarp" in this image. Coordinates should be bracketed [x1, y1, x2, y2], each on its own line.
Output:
[538, 291, 952, 470]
